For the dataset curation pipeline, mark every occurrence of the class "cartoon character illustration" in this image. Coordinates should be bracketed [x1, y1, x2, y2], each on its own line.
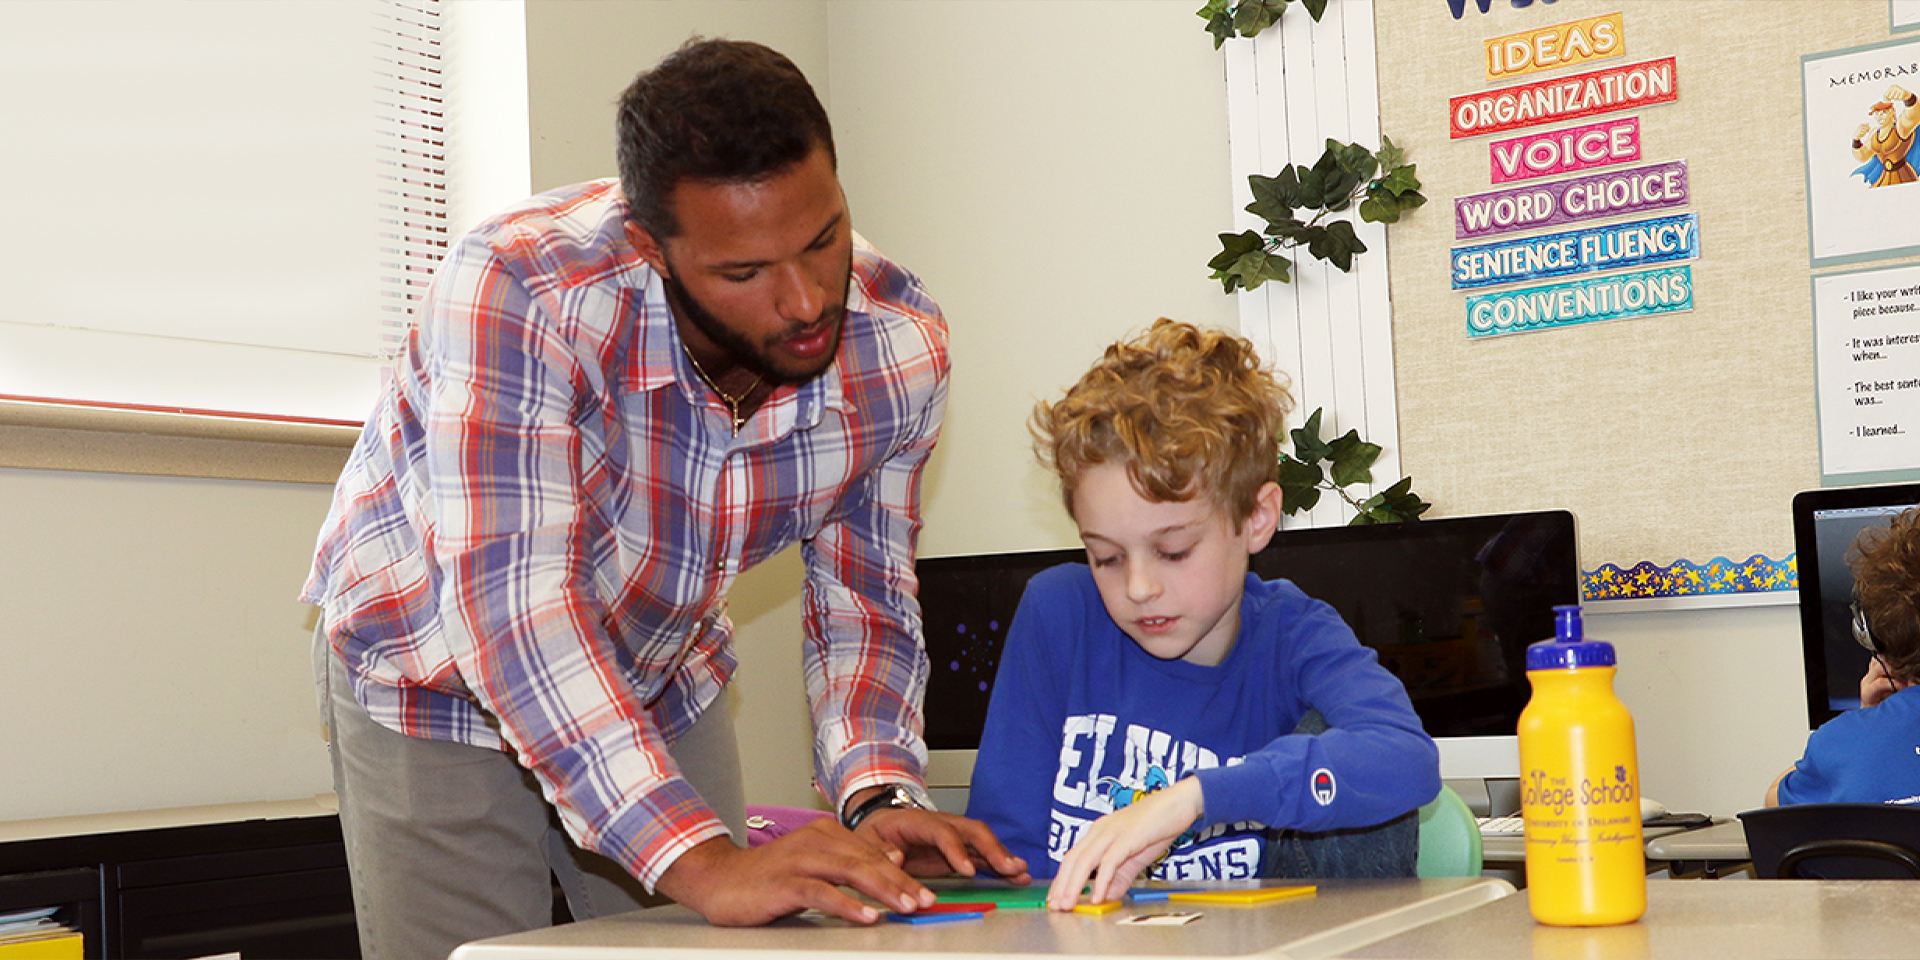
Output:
[1095, 766, 1201, 851]
[1852, 85, 1920, 187]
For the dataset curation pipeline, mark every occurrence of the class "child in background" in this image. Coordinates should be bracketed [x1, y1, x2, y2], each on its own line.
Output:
[1768, 506, 1920, 807]
[964, 319, 1440, 909]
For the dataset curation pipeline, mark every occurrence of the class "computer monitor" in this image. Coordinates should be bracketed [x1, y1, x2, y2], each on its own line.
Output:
[916, 509, 1580, 803]
[918, 547, 1083, 807]
[1792, 483, 1920, 728]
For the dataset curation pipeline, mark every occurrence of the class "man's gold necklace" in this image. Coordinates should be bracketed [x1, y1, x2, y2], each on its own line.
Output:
[683, 347, 763, 434]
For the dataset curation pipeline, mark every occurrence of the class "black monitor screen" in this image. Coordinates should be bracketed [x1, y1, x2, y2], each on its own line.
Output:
[919, 548, 1082, 751]
[917, 510, 1579, 750]
[1793, 484, 1920, 728]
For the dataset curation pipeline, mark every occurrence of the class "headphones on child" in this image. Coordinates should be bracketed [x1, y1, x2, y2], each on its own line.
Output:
[1852, 595, 1884, 656]
[1851, 591, 1899, 690]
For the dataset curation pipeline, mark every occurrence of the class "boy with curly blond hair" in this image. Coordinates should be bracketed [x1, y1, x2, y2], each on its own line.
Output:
[965, 319, 1439, 908]
[1768, 506, 1920, 807]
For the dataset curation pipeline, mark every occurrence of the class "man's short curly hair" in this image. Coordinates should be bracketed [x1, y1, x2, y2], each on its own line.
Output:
[1033, 319, 1294, 525]
[1851, 507, 1920, 684]
[616, 38, 834, 241]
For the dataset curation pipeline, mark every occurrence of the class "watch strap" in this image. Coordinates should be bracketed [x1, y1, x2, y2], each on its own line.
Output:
[842, 783, 930, 830]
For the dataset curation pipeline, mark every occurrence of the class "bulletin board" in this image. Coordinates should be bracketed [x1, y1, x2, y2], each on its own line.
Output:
[1373, 0, 1919, 601]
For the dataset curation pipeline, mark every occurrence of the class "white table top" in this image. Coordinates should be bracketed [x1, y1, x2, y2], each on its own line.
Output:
[451, 878, 1517, 960]
[1335, 879, 1920, 959]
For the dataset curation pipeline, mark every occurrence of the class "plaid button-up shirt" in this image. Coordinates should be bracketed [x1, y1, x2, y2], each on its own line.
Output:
[302, 180, 948, 889]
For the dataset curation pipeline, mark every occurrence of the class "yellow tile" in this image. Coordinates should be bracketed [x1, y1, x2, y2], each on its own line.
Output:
[1167, 886, 1316, 905]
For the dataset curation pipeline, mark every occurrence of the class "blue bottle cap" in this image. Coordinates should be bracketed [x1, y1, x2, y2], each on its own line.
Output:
[1526, 604, 1616, 670]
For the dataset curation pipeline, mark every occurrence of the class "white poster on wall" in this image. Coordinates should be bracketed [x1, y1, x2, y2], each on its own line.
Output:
[1895, 0, 1920, 34]
[1802, 37, 1920, 266]
[1812, 265, 1920, 482]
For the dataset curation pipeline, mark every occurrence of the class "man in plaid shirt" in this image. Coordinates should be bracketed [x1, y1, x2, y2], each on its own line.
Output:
[304, 39, 1027, 959]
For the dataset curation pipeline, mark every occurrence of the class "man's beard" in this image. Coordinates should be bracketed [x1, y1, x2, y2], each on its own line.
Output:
[660, 260, 852, 387]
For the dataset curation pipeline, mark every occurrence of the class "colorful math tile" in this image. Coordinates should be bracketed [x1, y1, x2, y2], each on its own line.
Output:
[1072, 899, 1123, 916]
[1127, 888, 1203, 902]
[936, 887, 1051, 910]
[886, 910, 984, 925]
[911, 902, 996, 914]
[1167, 886, 1316, 906]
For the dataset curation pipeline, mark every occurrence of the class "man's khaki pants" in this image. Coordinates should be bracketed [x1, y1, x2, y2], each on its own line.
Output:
[320, 628, 746, 960]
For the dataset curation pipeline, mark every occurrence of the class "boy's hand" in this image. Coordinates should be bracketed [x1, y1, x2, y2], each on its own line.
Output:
[853, 807, 1031, 883]
[1046, 777, 1206, 910]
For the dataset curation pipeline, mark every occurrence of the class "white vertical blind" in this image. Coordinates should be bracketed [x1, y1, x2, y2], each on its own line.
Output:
[376, 0, 449, 358]
[0, 0, 455, 425]
[1224, 0, 1401, 527]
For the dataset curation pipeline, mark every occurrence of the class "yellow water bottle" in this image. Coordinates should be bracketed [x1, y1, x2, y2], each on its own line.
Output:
[1518, 604, 1645, 926]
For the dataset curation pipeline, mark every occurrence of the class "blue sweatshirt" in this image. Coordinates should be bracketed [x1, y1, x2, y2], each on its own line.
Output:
[965, 564, 1439, 880]
[1778, 685, 1920, 806]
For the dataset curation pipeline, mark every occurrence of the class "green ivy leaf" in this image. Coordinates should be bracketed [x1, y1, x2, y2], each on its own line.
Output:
[1203, 11, 1236, 47]
[1264, 217, 1310, 241]
[1379, 476, 1433, 521]
[1288, 408, 1332, 464]
[1208, 231, 1291, 292]
[1278, 454, 1323, 516]
[1307, 148, 1364, 211]
[1361, 180, 1427, 223]
[1233, 0, 1291, 39]
[1289, 162, 1326, 208]
[1277, 456, 1324, 516]
[1207, 230, 1265, 270]
[1197, 0, 1235, 47]
[1278, 454, 1324, 488]
[1299, 0, 1329, 19]
[1281, 482, 1321, 515]
[1245, 172, 1302, 228]
[1378, 163, 1423, 198]
[1329, 140, 1379, 182]
[1347, 477, 1430, 525]
[1374, 135, 1406, 172]
[1326, 430, 1382, 487]
[1358, 193, 1397, 224]
[1238, 249, 1291, 290]
[1307, 219, 1366, 272]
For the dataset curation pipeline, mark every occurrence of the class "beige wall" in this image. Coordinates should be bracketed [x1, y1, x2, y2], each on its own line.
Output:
[0, 468, 336, 821]
[523, 1, 830, 193]
[826, 2, 1242, 559]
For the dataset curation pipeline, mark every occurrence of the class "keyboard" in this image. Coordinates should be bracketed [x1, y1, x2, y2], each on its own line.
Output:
[1477, 815, 1525, 836]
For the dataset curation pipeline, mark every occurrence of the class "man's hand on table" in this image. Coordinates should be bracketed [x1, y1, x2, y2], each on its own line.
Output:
[654, 811, 1028, 927]
[656, 818, 927, 926]
[852, 805, 1030, 884]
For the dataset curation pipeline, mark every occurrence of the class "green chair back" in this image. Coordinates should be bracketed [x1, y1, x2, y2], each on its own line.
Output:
[1416, 784, 1484, 877]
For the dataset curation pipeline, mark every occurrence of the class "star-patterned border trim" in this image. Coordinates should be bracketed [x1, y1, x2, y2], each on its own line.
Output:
[1582, 554, 1797, 600]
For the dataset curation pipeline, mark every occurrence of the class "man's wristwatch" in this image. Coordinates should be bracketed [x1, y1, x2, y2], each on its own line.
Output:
[842, 783, 931, 830]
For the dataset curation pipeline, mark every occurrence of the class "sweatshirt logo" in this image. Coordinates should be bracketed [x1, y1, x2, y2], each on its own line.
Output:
[1097, 766, 1200, 850]
[1311, 768, 1337, 805]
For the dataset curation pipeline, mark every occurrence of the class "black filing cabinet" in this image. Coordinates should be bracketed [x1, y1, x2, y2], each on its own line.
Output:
[0, 815, 356, 959]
